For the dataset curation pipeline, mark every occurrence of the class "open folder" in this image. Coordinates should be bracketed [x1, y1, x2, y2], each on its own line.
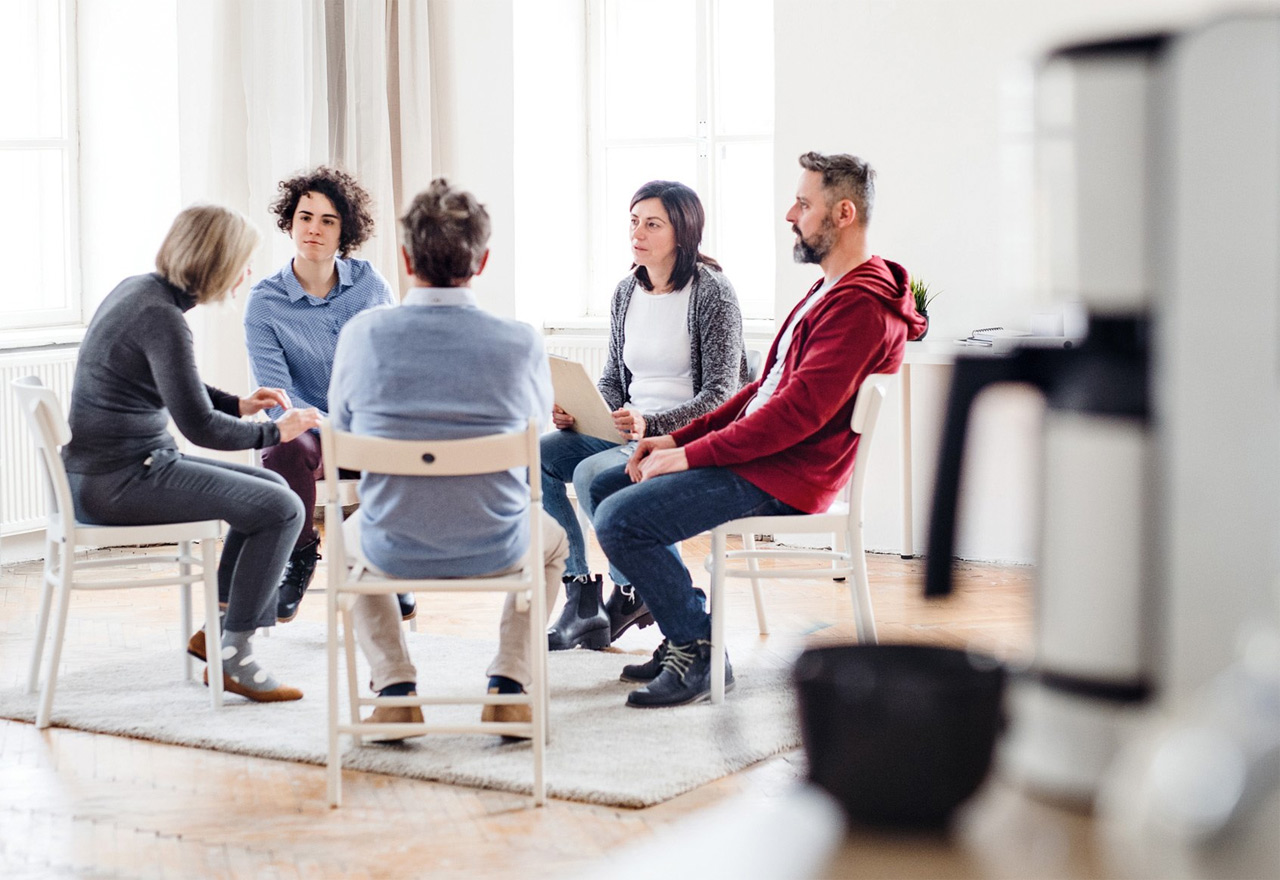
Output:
[547, 355, 627, 445]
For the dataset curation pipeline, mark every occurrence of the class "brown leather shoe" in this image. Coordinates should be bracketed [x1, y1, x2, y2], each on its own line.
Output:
[481, 688, 532, 738]
[203, 668, 303, 703]
[364, 700, 426, 743]
[187, 629, 207, 662]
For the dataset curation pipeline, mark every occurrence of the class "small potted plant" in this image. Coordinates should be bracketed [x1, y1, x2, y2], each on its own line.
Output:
[911, 278, 940, 340]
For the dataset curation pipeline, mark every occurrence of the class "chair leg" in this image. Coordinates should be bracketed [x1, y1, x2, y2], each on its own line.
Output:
[742, 533, 770, 635]
[36, 545, 75, 729]
[202, 538, 224, 710]
[179, 540, 193, 682]
[846, 526, 878, 644]
[26, 539, 59, 694]
[327, 587, 342, 808]
[710, 529, 728, 704]
[529, 581, 546, 807]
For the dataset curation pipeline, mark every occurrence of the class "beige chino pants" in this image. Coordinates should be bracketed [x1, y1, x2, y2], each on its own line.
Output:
[343, 512, 568, 692]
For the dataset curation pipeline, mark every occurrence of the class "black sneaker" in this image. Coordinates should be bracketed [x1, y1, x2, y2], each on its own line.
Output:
[625, 640, 734, 708]
[605, 583, 655, 641]
[619, 639, 669, 683]
[276, 536, 321, 623]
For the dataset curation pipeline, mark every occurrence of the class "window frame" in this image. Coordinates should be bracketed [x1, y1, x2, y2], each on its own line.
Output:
[584, 0, 774, 320]
[0, 0, 82, 338]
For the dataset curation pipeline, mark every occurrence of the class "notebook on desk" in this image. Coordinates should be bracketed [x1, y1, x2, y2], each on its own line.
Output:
[547, 355, 626, 445]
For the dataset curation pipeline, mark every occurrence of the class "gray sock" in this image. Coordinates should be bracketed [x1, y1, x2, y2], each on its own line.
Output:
[219, 629, 282, 692]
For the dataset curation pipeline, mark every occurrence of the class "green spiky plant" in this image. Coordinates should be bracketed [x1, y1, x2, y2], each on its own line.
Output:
[911, 278, 940, 316]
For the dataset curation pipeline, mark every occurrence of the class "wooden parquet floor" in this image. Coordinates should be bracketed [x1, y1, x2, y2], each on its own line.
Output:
[0, 532, 1032, 879]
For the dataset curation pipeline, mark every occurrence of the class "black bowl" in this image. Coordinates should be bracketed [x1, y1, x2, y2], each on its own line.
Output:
[793, 643, 1006, 829]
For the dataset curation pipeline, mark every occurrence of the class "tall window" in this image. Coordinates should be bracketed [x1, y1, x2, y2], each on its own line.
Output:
[587, 0, 774, 319]
[0, 0, 79, 331]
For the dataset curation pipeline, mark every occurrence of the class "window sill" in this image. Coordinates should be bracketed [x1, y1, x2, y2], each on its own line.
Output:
[0, 325, 87, 353]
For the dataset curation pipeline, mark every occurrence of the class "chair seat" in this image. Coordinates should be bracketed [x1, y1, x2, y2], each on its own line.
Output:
[69, 518, 223, 547]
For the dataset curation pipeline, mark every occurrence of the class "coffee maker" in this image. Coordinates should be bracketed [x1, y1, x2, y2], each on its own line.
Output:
[926, 15, 1280, 806]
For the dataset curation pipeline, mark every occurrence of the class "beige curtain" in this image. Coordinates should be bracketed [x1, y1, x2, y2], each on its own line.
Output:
[177, 0, 432, 400]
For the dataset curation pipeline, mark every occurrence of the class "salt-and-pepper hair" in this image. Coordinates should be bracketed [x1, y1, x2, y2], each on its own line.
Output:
[798, 152, 876, 226]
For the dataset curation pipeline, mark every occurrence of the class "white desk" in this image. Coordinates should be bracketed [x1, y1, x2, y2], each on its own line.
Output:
[898, 340, 959, 557]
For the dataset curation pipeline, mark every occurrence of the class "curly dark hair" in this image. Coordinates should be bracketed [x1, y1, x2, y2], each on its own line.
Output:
[269, 166, 375, 258]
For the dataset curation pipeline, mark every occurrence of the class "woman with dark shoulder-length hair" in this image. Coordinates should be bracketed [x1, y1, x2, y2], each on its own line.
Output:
[243, 165, 400, 625]
[64, 205, 322, 703]
[543, 180, 747, 652]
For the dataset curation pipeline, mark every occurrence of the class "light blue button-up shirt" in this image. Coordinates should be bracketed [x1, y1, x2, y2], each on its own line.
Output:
[329, 287, 553, 578]
[244, 257, 395, 417]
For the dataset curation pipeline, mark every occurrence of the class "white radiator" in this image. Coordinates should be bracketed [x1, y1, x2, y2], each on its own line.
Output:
[544, 332, 609, 382]
[1, 348, 77, 535]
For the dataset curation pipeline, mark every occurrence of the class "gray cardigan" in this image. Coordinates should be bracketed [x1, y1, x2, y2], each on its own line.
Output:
[598, 263, 748, 437]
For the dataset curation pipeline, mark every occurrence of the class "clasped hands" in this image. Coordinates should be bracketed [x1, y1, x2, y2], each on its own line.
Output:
[238, 387, 321, 444]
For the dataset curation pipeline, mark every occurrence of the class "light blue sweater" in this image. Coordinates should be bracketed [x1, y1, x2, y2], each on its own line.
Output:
[329, 287, 552, 577]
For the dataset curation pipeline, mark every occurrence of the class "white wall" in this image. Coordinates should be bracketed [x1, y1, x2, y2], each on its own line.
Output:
[775, 0, 1277, 563]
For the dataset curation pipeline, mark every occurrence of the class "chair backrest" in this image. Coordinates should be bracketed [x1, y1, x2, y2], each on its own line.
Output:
[11, 376, 77, 537]
[844, 373, 891, 519]
[319, 417, 543, 577]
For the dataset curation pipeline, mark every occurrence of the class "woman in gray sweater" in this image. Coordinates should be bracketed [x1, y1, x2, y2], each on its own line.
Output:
[544, 181, 746, 651]
[63, 205, 321, 703]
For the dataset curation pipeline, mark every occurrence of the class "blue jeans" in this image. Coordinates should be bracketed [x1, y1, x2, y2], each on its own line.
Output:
[68, 449, 305, 632]
[592, 466, 801, 645]
[539, 429, 636, 585]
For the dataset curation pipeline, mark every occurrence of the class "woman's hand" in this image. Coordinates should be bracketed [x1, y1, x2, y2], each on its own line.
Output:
[239, 387, 291, 417]
[625, 435, 676, 481]
[551, 403, 576, 430]
[275, 407, 322, 443]
[612, 407, 646, 440]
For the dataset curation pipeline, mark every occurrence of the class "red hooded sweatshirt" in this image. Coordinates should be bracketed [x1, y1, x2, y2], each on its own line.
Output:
[671, 256, 925, 514]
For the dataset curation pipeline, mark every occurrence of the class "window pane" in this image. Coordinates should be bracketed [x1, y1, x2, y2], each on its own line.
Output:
[713, 0, 773, 137]
[603, 0, 696, 140]
[0, 0, 66, 139]
[594, 144, 698, 306]
[0, 150, 72, 322]
[713, 141, 775, 319]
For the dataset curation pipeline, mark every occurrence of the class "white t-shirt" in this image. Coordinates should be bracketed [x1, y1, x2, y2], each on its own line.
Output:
[622, 281, 694, 414]
[744, 277, 837, 416]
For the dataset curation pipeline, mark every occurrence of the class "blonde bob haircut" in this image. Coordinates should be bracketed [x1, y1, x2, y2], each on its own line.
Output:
[155, 205, 261, 303]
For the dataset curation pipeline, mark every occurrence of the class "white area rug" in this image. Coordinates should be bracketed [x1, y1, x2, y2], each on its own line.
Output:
[0, 622, 799, 807]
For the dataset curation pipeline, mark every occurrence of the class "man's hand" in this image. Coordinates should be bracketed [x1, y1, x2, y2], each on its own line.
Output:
[275, 407, 321, 443]
[239, 387, 291, 417]
[612, 407, 646, 441]
[637, 448, 688, 482]
[625, 435, 676, 481]
[551, 403, 576, 430]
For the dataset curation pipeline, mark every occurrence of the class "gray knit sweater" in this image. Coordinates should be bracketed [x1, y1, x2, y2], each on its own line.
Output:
[598, 263, 748, 437]
[63, 273, 280, 474]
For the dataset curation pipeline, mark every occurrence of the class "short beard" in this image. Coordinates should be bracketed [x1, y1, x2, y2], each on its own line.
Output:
[792, 216, 838, 265]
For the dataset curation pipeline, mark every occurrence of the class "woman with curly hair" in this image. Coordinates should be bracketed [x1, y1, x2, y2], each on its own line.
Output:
[244, 166, 400, 624]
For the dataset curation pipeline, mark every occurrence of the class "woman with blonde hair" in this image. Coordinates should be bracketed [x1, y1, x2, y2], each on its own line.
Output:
[63, 204, 321, 703]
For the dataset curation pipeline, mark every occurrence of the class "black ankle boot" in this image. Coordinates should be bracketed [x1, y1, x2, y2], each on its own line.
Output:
[547, 574, 610, 651]
[276, 535, 321, 623]
[605, 583, 655, 641]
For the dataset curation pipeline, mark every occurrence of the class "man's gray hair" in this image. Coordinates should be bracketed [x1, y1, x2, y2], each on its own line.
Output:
[798, 152, 875, 226]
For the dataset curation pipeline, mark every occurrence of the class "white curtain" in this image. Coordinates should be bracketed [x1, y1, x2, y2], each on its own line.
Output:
[178, 0, 432, 399]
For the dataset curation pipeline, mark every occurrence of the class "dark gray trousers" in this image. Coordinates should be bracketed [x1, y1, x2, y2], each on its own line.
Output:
[68, 449, 304, 631]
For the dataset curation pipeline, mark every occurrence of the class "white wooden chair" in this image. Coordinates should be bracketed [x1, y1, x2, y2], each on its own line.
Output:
[321, 418, 549, 807]
[11, 377, 225, 728]
[703, 373, 892, 703]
